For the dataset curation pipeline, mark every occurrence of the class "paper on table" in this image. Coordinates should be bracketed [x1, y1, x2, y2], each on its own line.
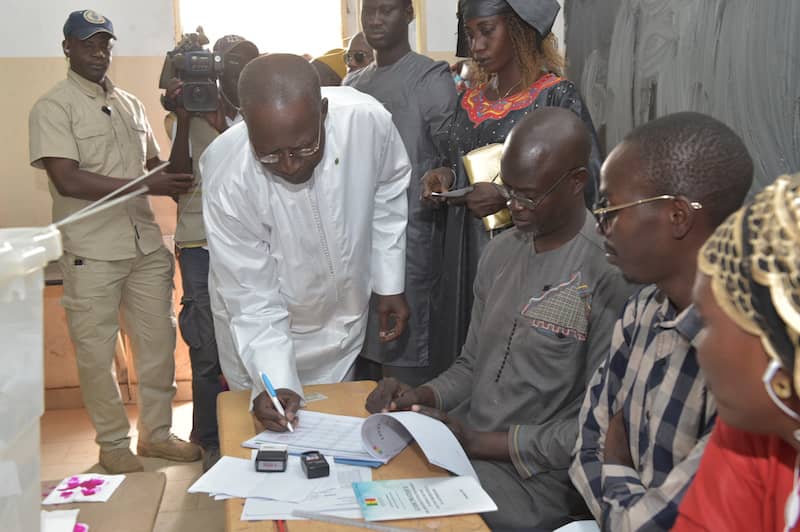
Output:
[189, 455, 347, 503]
[362, 412, 477, 479]
[241, 463, 372, 521]
[42, 474, 125, 505]
[552, 520, 601, 532]
[242, 488, 364, 521]
[353, 476, 497, 521]
[41, 509, 79, 532]
[189, 456, 267, 500]
[244, 410, 476, 477]
[242, 410, 387, 464]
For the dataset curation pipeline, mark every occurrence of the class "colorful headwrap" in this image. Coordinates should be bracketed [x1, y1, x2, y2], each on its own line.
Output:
[456, 0, 560, 57]
[698, 175, 800, 395]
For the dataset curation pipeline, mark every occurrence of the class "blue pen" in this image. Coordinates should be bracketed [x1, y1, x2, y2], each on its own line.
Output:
[260, 372, 294, 432]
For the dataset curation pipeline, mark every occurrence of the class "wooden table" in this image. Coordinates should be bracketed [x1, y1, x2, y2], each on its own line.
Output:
[218, 381, 489, 532]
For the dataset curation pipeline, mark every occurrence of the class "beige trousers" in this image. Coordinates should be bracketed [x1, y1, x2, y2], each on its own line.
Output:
[59, 246, 177, 450]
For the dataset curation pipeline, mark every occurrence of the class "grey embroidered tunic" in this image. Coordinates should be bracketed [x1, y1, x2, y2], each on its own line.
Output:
[425, 213, 635, 528]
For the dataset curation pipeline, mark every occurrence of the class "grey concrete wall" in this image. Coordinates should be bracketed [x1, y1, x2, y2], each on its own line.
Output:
[565, 0, 800, 193]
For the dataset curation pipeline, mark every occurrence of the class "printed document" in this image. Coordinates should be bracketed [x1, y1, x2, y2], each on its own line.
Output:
[352, 477, 497, 521]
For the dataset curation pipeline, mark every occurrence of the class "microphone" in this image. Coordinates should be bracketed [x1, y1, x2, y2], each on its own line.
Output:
[101, 105, 111, 116]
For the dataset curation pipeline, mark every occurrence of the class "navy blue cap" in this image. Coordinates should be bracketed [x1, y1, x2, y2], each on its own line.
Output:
[63, 10, 116, 40]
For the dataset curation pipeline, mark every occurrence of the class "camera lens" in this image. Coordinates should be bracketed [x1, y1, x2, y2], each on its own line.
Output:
[189, 85, 208, 100]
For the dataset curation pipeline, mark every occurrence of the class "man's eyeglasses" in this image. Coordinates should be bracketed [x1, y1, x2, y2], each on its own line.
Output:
[254, 114, 324, 165]
[592, 195, 703, 229]
[344, 50, 372, 65]
[500, 166, 586, 211]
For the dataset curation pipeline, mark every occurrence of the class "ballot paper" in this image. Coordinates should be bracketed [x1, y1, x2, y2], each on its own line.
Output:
[240, 462, 373, 521]
[243, 410, 477, 478]
[352, 476, 497, 521]
[42, 474, 125, 505]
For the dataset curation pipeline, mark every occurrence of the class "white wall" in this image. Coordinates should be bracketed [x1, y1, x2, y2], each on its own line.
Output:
[180, 0, 345, 56]
[4, 0, 175, 57]
[424, 0, 458, 52]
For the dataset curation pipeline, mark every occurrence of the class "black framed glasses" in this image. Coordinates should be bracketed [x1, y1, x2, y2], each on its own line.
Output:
[344, 50, 372, 65]
[254, 113, 324, 165]
[592, 195, 703, 229]
[500, 166, 586, 211]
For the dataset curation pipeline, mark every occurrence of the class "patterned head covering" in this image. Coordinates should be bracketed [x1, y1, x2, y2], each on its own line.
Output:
[456, 0, 560, 57]
[698, 174, 800, 395]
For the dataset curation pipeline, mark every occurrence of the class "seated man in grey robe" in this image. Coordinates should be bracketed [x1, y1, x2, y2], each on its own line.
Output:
[366, 107, 636, 530]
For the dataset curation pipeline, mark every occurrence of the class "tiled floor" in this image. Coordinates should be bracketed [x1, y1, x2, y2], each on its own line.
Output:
[40, 402, 225, 532]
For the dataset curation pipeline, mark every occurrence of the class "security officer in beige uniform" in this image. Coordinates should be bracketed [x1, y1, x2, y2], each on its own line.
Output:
[28, 9, 201, 474]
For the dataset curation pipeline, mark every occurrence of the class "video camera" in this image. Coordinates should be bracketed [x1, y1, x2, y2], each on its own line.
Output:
[159, 27, 223, 113]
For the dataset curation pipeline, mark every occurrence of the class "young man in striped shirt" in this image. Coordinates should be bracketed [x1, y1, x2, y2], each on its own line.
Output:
[569, 112, 754, 531]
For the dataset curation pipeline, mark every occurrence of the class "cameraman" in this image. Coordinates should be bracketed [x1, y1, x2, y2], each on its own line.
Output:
[165, 35, 259, 471]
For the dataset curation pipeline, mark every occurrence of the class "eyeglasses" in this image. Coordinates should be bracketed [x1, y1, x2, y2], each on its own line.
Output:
[500, 166, 586, 211]
[254, 114, 323, 165]
[344, 50, 372, 65]
[592, 195, 703, 229]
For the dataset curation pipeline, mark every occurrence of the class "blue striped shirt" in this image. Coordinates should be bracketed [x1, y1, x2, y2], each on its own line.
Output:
[569, 285, 716, 531]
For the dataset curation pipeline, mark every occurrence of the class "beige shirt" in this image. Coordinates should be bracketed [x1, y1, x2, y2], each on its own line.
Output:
[29, 69, 162, 261]
[174, 116, 219, 247]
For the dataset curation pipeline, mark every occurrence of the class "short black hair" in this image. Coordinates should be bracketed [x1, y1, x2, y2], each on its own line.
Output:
[624, 112, 753, 225]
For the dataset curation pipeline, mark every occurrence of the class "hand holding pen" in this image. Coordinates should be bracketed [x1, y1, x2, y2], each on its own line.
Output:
[253, 372, 301, 433]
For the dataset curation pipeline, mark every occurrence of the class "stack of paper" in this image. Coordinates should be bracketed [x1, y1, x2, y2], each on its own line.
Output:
[242, 483, 364, 521]
[242, 410, 477, 478]
[188, 452, 372, 521]
[243, 410, 386, 466]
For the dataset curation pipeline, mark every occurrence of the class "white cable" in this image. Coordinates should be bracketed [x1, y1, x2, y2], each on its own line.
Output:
[55, 187, 149, 229]
[56, 161, 169, 227]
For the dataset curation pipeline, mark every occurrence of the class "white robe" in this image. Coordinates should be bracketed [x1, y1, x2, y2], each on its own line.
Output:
[201, 87, 410, 395]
